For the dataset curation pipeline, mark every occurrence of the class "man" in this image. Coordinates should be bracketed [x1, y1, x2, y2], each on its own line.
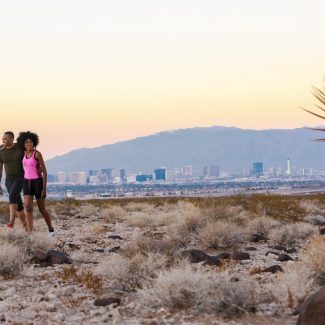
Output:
[0, 131, 27, 229]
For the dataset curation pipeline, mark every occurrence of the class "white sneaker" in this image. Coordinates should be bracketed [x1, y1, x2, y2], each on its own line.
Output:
[49, 228, 56, 238]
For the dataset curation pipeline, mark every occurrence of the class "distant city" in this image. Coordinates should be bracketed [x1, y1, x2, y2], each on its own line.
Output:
[47, 158, 324, 185]
[37, 158, 325, 199]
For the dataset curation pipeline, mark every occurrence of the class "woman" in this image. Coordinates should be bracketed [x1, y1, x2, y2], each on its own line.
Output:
[17, 131, 55, 236]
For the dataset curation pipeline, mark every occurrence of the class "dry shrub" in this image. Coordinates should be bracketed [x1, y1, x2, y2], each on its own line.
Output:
[0, 243, 25, 276]
[124, 202, 155, 213]
[57, 265, 103, 295]
[203, 204, 244, 222]
[99, 206, 126, 222]
[301, 235, 325, 285]
[198, 220, 246, 248]
[245, 216, 280, 238]
[271, 235, 325, 307]
[0, 229, 29, 249]
[300, 200, 324, 216]
[269, 222, 316, 246]
[139, 263, 263, 316]
[95, 252, 169, 291]
[126, 236, 178, 257]
[77, 204, 100, 218]
[304, 214, 325, 225]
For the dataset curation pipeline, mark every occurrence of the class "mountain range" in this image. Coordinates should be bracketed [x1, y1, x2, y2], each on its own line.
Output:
[45, 126, 325, 174]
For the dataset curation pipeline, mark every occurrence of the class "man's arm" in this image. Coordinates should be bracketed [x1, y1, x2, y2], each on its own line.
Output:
[0, 161, 3, 195]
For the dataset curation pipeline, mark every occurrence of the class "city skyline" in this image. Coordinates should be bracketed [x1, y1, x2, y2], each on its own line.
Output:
[1, 1, 325, 159]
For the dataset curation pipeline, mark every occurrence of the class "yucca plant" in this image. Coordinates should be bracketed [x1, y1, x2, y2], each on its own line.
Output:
[301, 83, 325, 140]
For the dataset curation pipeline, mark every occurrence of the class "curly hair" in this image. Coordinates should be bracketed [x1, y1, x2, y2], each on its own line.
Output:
[16, 131, 39, 148]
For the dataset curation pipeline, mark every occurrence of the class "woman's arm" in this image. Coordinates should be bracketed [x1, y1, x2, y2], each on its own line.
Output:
[35, 151, 47, 199]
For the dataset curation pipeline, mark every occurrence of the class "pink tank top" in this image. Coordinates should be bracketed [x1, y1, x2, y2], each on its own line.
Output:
[22, 151, 40, 180]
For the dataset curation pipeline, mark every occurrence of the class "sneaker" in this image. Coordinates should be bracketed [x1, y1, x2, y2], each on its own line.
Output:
[6, 223, 14, 229]
[49, 228, 56, 238]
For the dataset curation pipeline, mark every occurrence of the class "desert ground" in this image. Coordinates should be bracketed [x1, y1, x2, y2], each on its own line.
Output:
[0, 194, 324, 324]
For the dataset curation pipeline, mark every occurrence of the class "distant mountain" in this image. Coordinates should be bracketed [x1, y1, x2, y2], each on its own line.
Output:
[45, 126, 325, 174]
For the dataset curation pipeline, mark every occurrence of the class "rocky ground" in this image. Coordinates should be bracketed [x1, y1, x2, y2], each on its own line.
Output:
[0, 196, 324, 324]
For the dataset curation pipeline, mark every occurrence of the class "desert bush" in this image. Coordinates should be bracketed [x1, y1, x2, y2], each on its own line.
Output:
[300, 200, 325, 216]
[271, 235, 325, 307]
[0, 243, 25, 276]
[245, 216, 280, 239]
[198, 220, 246, 248]
[77, 204, 100, 218]
[99, 206, 126, 222]
[304, 214, 325, 225]
[124, 202, 155, 213]
[269, 222, 316, 246]
[95, 252, 169, 291]
[139, 263, 263, 316]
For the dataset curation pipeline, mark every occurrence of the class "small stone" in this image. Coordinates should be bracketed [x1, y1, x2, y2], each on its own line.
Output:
[245, 246, 257, 251]
[277, 253, 293, 262]
[231, 252, 250, 260]
[108, 235, 123, 240]
[263, 265, 284, 273]
[93, 248, 105, 253]
[108, 246, 120, 253]
[180, 249, 221, 266]
[251, 233, 267, 242]
[45, 250, 73, 266]
[218, 252, 230, 259]
[94, 297, 121, 307]
[320, 227, 325, 235]
[268, 245, 287, 252]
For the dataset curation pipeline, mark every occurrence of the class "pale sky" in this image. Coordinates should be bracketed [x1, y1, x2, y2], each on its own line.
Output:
[1, 0, 325, 158]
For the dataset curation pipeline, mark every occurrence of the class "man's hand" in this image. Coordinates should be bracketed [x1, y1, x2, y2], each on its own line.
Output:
[0, 185, 3, 195]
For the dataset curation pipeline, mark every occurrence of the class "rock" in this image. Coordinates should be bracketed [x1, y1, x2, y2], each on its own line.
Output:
[109, 235, 123, 240]
[93, 248, 105, 253]
[245, 246, 257, 251]
[94, 297, 121, 307]
[108, 246, 120, 253]
[278, 253, 293, 262]
[286, 248, 297, 254]
[218, 252, 230, 259]
[181, 249, 221, 266]
[263, 265, 284, 273]
[320, 227, 325, 235]
[251, 233, 267, 242]
[45, 250, 73, 266]
[297, 286, 325, 325]
[231, 252, 250, 260]
[269, 245, 287, 252]
[266, 251, 280, 256]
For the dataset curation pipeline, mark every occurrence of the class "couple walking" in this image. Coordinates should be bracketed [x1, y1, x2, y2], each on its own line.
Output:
[0, 131, 55, 237]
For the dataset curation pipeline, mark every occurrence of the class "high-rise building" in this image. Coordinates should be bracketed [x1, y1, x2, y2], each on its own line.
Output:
[57, 172, 66, 184]
[120, 168, 127, 182]
[203, 165, 220, 179]
[286, 158, 291, 175]
[69, 172, 87, 184]
[136, 174, 153, 182]
[181, 165, 193, 177]
[154, 168, 166, 181]
[89, 169, 98, 177]
[251, 162, 263, 177]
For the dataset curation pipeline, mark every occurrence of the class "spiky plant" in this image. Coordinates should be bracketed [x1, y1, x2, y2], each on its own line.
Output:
[301, 83, 325, 140]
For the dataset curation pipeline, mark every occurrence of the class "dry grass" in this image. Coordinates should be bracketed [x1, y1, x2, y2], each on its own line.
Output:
[138, 263, 265, 316]
[56, 265, 103, 296]
[269, 222, 316, 246]
[271, 235, 325, 307]
[245, 216, 280, 239]
[95, 252, 169, 292]
[198, 220, 246, 249]
[98, 206, 126, 222]
[0, 243, 25, 277]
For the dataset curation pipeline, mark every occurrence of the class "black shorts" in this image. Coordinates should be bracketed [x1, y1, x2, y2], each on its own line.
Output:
[23, 178, 44, 199]
[5, 177, 24, 211]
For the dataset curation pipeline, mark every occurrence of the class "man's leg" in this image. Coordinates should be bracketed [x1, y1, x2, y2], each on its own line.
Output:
[7, 178, 25, 228]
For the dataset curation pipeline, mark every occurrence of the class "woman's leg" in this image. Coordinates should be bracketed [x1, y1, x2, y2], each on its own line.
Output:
[24, 195, 34, 233]
[36, 199, 53, 231]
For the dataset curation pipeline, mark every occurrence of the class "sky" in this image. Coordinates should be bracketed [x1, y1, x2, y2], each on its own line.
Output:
[1, 0, 325, 159]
